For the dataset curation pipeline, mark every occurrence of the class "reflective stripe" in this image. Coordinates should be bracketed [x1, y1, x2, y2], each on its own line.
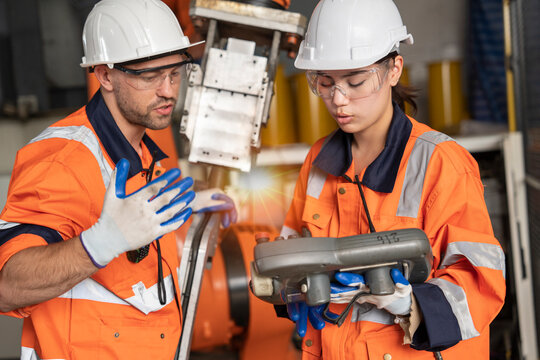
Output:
[280, 225, 299, 238]
[350, 303, 394, 325]
[0, 219, 20, 230]
[397, 131, 454, 218]
[29, 126, 113, 187]
[306, 166, 327, 199]
[21, 346, 62, 360]
[58, 273, 176, 315]
[428, 277, 480, 340]
[441, 241, 506, 278]
[21, 347, 40, 360]
[29, 126, 176, 314]
[58, 278, 129, 306]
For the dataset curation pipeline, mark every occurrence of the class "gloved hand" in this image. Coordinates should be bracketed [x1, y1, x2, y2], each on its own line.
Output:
[331, 269, 412, 316]
[286, 301, 326, 337]
[81, 158, 195, 268]
[330, 272, 369, 304]
[191, 188, 238, 228]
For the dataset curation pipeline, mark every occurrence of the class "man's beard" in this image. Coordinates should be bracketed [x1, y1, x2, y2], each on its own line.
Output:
[114, 87, 176, 130]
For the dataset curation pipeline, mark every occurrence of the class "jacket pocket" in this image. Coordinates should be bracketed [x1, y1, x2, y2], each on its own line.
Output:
[70, 306, 178, 360]
[301, 196, 334, 236]
[97, 315, 176, 360]
[364, 327, 433, 360]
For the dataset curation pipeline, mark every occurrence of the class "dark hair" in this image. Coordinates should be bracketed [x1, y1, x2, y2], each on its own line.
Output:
[393, 82, 418, 115]
[377, 51, 418, 115]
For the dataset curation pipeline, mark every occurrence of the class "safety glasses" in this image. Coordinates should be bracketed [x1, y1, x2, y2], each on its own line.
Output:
[306, 59, 391, 100]
[114, 53, 194, 90]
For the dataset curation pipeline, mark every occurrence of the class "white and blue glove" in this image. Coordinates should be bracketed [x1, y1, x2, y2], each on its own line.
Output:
[286, 301, 326, 337]
[81, 158, 195, 268]
[191, 188, 238, 228]
[331, 269, 412, 316]
[330, 272, 369, 304]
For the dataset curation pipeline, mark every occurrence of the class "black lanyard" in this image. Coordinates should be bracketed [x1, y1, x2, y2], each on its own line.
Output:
[322, 173, 376, 325]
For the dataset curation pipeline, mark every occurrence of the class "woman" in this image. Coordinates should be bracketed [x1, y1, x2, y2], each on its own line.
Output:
[280, 0, 506, 359]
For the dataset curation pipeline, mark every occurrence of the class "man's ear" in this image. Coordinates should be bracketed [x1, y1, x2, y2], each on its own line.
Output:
[389, 55, 404, 87]
[93, 65, 114, 92]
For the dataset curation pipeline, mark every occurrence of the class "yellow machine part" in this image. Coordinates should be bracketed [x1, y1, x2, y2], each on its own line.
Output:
[292, 72, 337, 145]
[261, 65, 298, 146]
[428, 61, 464, 135]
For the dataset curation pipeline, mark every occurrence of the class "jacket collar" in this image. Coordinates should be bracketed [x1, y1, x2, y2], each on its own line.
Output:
[85, 91, 168, 179]
[312, 102, 412, 193]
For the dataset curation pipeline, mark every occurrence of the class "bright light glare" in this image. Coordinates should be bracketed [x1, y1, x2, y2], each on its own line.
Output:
[238, 167, 274, 192]
[230, 166, 299, 227]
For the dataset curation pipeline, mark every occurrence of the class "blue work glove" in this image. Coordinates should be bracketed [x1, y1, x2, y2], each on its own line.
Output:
[191, 188, 238, 228]
[331, 269, 412, 316]
[330, 272, 369, 304]
[81, 158, 194, 268]
[286, 302, 326, 337]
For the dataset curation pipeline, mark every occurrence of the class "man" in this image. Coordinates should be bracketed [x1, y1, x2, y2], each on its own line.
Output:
[0, 0, 236, 358]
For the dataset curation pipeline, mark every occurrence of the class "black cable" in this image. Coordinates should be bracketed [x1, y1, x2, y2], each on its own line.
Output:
[329, 174, 377, 327]
[354, 175, 376, 233]
[175, 213, 212, 360]
[156, 239, 166, 305]
[145, 150, 158, 183]
[434, 351, 444, 360]
[322, 292, 370, 326]
[148, 150, 167, 306]
[124, 151, 167, 304]
[342, 174, 376, 233]
[127, 150, 158, 263]
[180, 213, 212, 316]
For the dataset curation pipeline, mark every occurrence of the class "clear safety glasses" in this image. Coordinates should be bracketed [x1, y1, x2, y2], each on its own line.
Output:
[306, 59, 391, 100]
[114, 53, 194, 91]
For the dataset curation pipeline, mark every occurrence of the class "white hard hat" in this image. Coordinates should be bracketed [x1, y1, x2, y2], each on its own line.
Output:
[80, 0, 203, 67]
[295, 0, 413, 70]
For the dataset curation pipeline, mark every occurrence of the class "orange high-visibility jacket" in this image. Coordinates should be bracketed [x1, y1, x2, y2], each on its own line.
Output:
[281, 103, 506, 360]
[0, 92, 182, 359]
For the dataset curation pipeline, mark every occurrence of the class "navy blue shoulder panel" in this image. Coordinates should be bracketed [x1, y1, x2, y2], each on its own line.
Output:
[312, 130, 353, 177]
[0, 224, 63, 247]
[411, 282, 462, 352]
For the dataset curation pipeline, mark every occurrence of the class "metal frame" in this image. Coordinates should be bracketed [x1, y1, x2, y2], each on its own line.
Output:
[501, 132, 538, 360]
[176, 212, 221, 360]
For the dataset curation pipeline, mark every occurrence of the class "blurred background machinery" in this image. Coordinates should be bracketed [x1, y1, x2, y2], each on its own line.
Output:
[0, 1, 539, 360]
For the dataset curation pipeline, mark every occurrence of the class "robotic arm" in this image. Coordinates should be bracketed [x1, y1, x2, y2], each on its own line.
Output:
[175, 2, 307, 359]
[179, 0, 306, 172]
